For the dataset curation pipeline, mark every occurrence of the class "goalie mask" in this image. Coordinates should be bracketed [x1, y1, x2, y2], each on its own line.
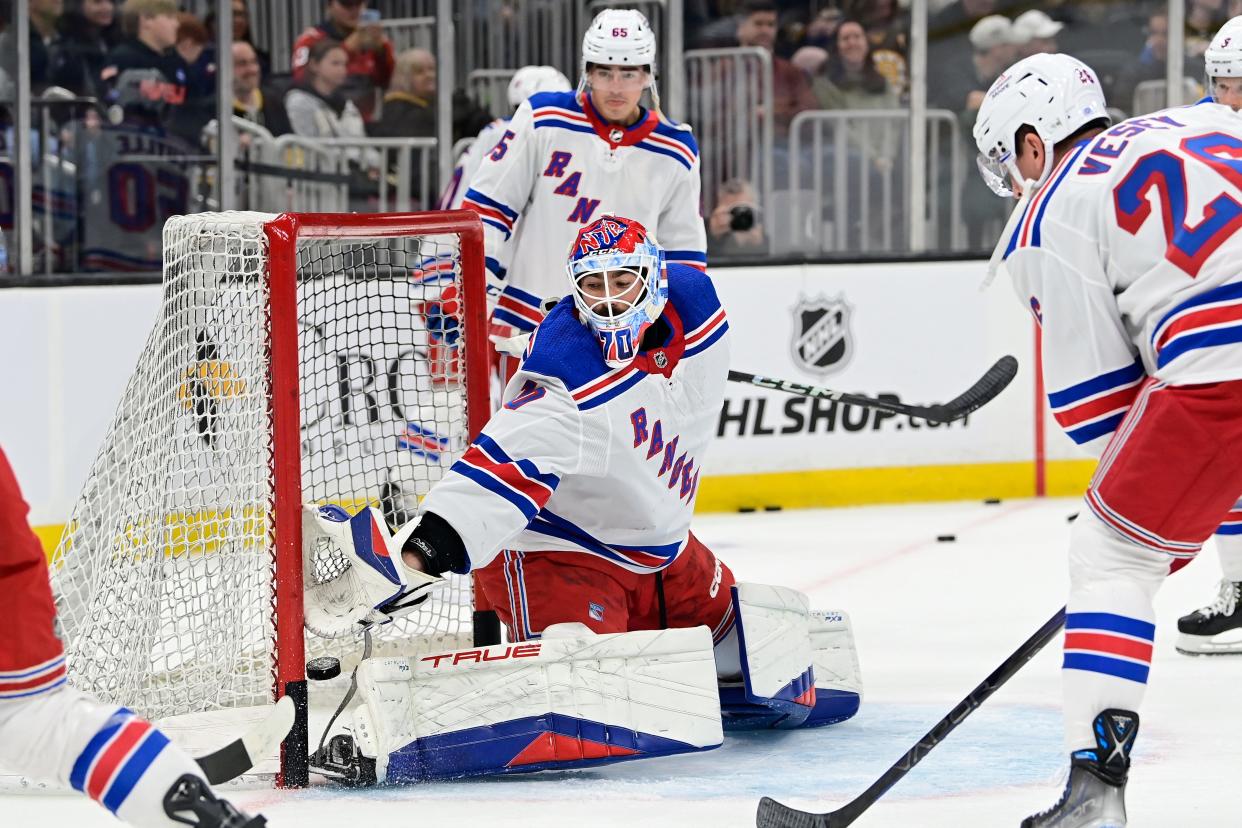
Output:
[567, 215, 667, 369]
[973, 53, 1109, 198]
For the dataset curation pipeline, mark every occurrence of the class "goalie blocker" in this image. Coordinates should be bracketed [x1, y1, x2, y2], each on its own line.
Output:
[301, 506, 862, 782]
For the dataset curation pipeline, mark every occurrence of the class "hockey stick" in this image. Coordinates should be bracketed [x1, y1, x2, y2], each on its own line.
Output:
[728, 356, 1018, 425]
[756, 606, 1066, 828]
[194, 695, 296, 785]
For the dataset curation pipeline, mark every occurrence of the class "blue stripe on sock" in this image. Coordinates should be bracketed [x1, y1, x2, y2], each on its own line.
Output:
[69, 708, 133, 792]
[101, 729, 169, 814]
[1063, 653, 1150, 684]
[1065, 612, 1155, 640]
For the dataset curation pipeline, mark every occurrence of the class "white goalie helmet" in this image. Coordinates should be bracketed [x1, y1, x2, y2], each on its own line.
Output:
[1205, 16, 1242, 102]
[579, 8, 661, 104]
[507, 65, 572, 109]
[973, 53, 1110, 198]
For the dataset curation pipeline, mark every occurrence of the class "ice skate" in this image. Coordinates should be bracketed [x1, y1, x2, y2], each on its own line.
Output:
[1176, 580, 1242, 655]
[1022, 709, 1137, 828]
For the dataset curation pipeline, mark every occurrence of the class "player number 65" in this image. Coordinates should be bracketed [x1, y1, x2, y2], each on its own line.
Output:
[612, 27, 627, 36]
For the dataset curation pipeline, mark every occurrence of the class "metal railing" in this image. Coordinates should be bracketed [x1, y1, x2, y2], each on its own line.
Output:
[785, 109, 965, 256]
[684, 47, 774, 251]
[381, 15, 435, 53]
[468, 69, 517, 119]
[1131, 78, 1203, 118]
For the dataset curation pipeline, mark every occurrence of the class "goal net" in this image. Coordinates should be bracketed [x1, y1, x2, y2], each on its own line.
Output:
[48, 211, 490, 785]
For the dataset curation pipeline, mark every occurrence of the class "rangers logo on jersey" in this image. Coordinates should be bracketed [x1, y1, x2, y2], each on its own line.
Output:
[791, 295, 853, 376]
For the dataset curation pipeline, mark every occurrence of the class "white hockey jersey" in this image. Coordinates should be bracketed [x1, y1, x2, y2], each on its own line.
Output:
[438, 117, 510, 212]
[461, 90, 708, 333]
[1000, 102, 1242, 456]
[420, 264, 729, 574]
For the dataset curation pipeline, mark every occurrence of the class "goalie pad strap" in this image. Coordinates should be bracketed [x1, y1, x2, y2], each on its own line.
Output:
[352, 625, 723, 782]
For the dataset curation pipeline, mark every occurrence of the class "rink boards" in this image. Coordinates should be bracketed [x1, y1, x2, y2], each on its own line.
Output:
[0, 260, 1093, 543]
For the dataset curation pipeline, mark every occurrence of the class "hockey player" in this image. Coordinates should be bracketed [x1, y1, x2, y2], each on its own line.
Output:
[297, 216, 861, 784]
[0, 446, 266, 827]
[461, 9, 707, 388]
[438, 65, 572, 212]
[1176, 17, 1242, 655]
[974, 53, 1242, 826]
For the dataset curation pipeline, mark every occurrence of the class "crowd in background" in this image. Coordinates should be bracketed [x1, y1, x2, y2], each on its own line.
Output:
[0, 0, 1235, 272]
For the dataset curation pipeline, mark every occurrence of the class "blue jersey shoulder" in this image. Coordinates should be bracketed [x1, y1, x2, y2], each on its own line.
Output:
[518, 301, 612, 391]
[666, 263, 722, 330]
[527, 90, 581, 112]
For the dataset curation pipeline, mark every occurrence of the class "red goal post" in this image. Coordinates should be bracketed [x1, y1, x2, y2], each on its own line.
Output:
[50, 210, 495, 788]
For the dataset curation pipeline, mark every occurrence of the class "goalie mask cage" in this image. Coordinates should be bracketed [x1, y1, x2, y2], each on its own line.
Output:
[49, 210, 491, 787]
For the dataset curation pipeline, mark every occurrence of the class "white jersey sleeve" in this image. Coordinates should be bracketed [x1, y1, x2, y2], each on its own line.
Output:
[460, 101, 538, 281]
[418, 370, 597, 571]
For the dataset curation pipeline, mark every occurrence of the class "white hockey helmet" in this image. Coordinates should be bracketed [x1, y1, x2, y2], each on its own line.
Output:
[973, 53, 1110, 198]
[579, 8, 661, 106]
[507, 65, 571, 109]
[1205, 16, 1242, 102]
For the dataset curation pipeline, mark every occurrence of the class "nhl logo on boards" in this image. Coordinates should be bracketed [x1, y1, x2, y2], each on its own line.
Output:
[791, 294, 853, 376]
[609, 127, 624, 143]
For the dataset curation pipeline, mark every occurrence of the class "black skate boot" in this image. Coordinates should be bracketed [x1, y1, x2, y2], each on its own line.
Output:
[163, 774, 266, 827]
[1176, 580, 1242, 655]
[1021, 709, 1138, 828]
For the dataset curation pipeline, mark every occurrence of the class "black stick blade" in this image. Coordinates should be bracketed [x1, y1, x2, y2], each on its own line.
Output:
[925, 355, 1019, 422]
[757, 797, 834, 828]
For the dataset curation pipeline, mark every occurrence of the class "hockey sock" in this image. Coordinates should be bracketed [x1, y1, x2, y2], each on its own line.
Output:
[1062, 512, 1165, 754]
[0, 686, 227, 828]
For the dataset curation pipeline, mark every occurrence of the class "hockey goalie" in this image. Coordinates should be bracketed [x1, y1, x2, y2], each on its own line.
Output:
[301, 215, 862, 784]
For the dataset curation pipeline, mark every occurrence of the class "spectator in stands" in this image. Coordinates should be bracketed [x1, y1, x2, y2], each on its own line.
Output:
[957, 14, 1022, 250]
[0, 0, 63, 96]
[811, 19, 899, 113]
[48, 0, 120, 98]
[1188, 0, 1229, 57]
[101, 0, 196, 142]
[850, 0, 909, 96]
[801, 4, 843, 50]
[735, 0, 815, 139]
[1012, 9, 1062, 58]
[1115, 9, 1202, 116]
[286, 39, 368, 144]
[174, 12, 213, 100]
[285, 36, 381, 204]
[292, 0, 394, 124]
[707, 178, 766, 257]
[207, 0, 269, 79]
[372, 48, 436, 139]
[232, 39, 290, 137]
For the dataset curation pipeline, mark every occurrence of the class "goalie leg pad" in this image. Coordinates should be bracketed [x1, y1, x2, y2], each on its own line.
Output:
[803, 610, 863, 728]
[351, 624, 723, 783]
[719, 583, 816, 730]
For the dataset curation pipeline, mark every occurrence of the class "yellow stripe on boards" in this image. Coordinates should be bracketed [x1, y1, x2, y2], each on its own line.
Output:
[693, 459, 1098, 512]
[31, 463, 1100, 560]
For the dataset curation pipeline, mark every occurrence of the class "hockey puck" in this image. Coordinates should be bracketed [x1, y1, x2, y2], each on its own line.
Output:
[738, 506, 756, 513]
[763, 505, 782, 512]
[1067, 512, 1079, 523]
[983, 498, 1002, 505]
[306, 656, 342, 681]
[936, 534, 957, 543]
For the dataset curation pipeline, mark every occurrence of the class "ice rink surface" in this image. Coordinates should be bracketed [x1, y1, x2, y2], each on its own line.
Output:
[6, 496, 1241, 826]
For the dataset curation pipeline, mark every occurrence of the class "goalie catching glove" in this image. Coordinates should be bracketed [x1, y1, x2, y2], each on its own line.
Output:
[301, 505, 449, 638]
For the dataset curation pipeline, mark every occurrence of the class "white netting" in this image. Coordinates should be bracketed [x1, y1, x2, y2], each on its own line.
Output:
[50, 211, 479, 721]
